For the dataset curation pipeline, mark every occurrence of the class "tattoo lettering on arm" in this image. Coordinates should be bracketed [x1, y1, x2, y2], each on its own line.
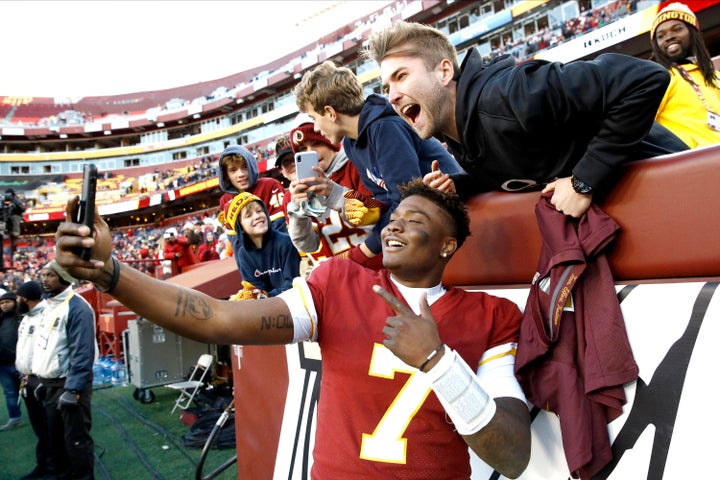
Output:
[174, 291, 213, 320]
[261, 313, 293, 331]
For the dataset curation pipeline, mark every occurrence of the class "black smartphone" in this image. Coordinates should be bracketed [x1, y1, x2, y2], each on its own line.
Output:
[76, 163, 98, 261]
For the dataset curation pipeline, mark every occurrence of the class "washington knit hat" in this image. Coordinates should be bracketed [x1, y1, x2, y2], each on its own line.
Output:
[218, 192, 263, 230]
[44, 260, 77, 285]
[651, 2, 699, 39]
[290, 121, 340, 154]
[16, 281, 43, 301]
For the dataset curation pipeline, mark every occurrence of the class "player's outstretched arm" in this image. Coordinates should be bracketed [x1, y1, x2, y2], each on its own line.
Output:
[55, 197, 295, 346]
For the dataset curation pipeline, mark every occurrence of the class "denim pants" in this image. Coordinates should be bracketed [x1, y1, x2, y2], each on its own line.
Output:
[0, 364, 22, 419]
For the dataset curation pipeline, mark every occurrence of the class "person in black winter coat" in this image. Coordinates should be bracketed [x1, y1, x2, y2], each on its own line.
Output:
[0, 291, 22, 430]
[3, 189, 25, 237]
[365, 21, 689, 218]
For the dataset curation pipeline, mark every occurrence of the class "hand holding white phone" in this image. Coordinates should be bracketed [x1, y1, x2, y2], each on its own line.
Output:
[295, 151, 319, 184]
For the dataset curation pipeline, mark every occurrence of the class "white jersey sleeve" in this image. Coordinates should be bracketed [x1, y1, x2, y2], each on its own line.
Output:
[476, 342, 527, 402]
[277, 277, 319, 344]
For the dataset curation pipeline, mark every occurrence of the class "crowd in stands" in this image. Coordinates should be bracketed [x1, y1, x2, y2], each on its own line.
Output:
[22, 156, 220, 217]
[102, 156, 218, 198]
[0, 154, 231, 289]
[487, 0, 638, 62]
[108, 211, 227, 279]
[0, 237, 55, 293]
[0, 209, 229, 290]
[247, 144, 275, 162]
[158, 155, 218, 191]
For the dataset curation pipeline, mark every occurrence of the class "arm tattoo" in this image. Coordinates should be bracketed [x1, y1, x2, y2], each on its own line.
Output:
[260, 313, 293, 331]
[174, 290, 213, 320]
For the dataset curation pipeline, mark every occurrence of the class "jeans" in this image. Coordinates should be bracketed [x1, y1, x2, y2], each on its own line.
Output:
[0, 364, 22, 419]
[637, 121, 690, 157]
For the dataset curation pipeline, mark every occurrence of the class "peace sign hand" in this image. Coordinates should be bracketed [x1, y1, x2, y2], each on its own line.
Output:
[373, 285, 444, 370]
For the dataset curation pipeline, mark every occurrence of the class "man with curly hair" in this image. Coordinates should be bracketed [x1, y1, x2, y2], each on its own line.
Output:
[650, 2, 720, 148]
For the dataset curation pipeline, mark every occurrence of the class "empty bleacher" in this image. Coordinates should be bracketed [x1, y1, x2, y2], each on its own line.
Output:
[4, 97, 71, 125]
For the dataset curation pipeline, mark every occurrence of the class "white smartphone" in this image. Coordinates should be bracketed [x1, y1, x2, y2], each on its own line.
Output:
[295, 151, 319, 183]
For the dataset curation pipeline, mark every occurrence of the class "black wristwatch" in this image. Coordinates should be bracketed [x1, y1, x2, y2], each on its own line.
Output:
[571, 175, 593, 195]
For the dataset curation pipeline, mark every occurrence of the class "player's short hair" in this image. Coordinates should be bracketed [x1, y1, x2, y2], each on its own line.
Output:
[399, 178, 470, 247]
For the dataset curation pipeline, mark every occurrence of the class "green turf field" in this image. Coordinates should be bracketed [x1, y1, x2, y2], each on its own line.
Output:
[0, 384, 238, 480]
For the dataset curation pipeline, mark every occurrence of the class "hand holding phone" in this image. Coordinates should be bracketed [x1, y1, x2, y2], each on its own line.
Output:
[295, 151, 319, 184]
[76, 164, 98, 261]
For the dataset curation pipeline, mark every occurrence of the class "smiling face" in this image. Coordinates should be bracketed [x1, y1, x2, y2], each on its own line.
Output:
[239, 201, 268, 238]
[655, 19, 691, 62]
[380, 53, 455, 140]
[226, 161, 251, 191]
[381, 194, 456, 287]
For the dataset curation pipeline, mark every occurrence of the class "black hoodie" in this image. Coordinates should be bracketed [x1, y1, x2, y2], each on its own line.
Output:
[447, 49, 685, 198]
[0, 303, 19, 365]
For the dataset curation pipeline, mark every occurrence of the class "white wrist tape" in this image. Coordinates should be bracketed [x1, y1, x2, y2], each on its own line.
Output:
[425, 345, 497, 435]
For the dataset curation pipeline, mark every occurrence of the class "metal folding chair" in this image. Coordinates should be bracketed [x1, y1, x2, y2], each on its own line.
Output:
[166, 353, 214, 413]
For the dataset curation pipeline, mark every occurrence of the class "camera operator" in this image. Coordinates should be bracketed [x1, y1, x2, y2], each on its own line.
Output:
[3, 189, 25, 238]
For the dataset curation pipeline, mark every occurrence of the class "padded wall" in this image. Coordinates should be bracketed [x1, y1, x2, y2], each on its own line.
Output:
[443, 145, 720, 286]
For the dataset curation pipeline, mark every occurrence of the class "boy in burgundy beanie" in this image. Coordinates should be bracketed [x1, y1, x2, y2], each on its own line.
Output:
[285, 115, 385, 269]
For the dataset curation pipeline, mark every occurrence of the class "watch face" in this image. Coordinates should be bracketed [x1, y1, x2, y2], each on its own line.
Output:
[572, 177, 592, 194]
